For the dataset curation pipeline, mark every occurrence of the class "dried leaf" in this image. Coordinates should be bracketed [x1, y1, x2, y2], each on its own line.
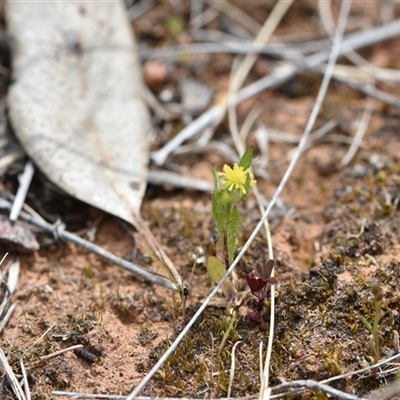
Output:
[6, 1, 184, 293]
[0, 215, 39, 252]
[6, 1, 150, 222]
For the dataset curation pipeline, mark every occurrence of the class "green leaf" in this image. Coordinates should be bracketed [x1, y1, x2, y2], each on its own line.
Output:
[212, 189, 232, 236]
[239, 148, 253, 170]
[206, 256, 237, 302]
[227, 206, 240, 265]
[360, 315, 373, 332]
[206, 256, 226, 284]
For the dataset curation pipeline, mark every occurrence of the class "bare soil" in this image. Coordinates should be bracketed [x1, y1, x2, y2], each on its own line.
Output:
[1, 1, 400, 399]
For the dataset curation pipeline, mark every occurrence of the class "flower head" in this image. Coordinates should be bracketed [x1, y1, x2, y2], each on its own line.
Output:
[218, 163, 256, 195]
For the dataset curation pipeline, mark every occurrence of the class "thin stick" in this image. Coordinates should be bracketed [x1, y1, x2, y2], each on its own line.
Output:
[0, 199, 176, 291]
[148, 169, 213, 192]
[270, 379, 366, 400]
[321, 352, 400, 385]
[40, 344, 84, 361]
[9, 160, 34, 222]
[209, 0, 261, 36]
[0, 303, 17, 334]
[139, 42, 304, 60]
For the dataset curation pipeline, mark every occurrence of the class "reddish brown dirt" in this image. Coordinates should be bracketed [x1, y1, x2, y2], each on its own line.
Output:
[1, 1, 400, 400]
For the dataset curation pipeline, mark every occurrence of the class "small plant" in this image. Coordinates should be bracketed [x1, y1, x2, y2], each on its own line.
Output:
[360, 281, 385, 369]
[245, 259, 278, 323]
[206, 149, 278, 332]
[206, 149, 256, 303]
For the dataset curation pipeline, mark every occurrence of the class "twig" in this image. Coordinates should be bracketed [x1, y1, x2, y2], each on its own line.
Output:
[139, 42, 303, 60]
[148, 169, 213, 192]
[9, 160, 34, 222]
[321, 352, 400, 385]
[127, 0, 154, 21]
[190, 6, 219, 30]
[151, 19, 400, 166]
[270, 379, 366, 400]
[0, 198, 177, 291]
[208, 0, 261, 36]
[174, 141, 240, 164]
[0, 303, 16, 334]
[40, 344, 84, 362]
[329, 64, 400, 83]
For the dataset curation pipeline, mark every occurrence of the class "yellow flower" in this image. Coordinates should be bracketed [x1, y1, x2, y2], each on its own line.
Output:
[218, 163, 256, 195]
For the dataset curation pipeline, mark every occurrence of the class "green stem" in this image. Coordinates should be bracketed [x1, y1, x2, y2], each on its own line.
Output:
[218, 310, 238, 357]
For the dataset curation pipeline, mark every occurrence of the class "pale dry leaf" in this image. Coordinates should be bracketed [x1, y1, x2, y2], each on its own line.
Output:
[6, 1, 150, 222]
[6, 1, 184, 292]
[0, 215, 39, 252]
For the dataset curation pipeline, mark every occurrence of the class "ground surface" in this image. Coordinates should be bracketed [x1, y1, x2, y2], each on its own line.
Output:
[1, 1, 400, 399]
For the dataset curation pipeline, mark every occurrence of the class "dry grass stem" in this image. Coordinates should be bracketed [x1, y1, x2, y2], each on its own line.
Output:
[228, 341, 242, 398]
[19, 356, 31, 400]
[40, 344, 84, 362]
[0, 347, 26, 400]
